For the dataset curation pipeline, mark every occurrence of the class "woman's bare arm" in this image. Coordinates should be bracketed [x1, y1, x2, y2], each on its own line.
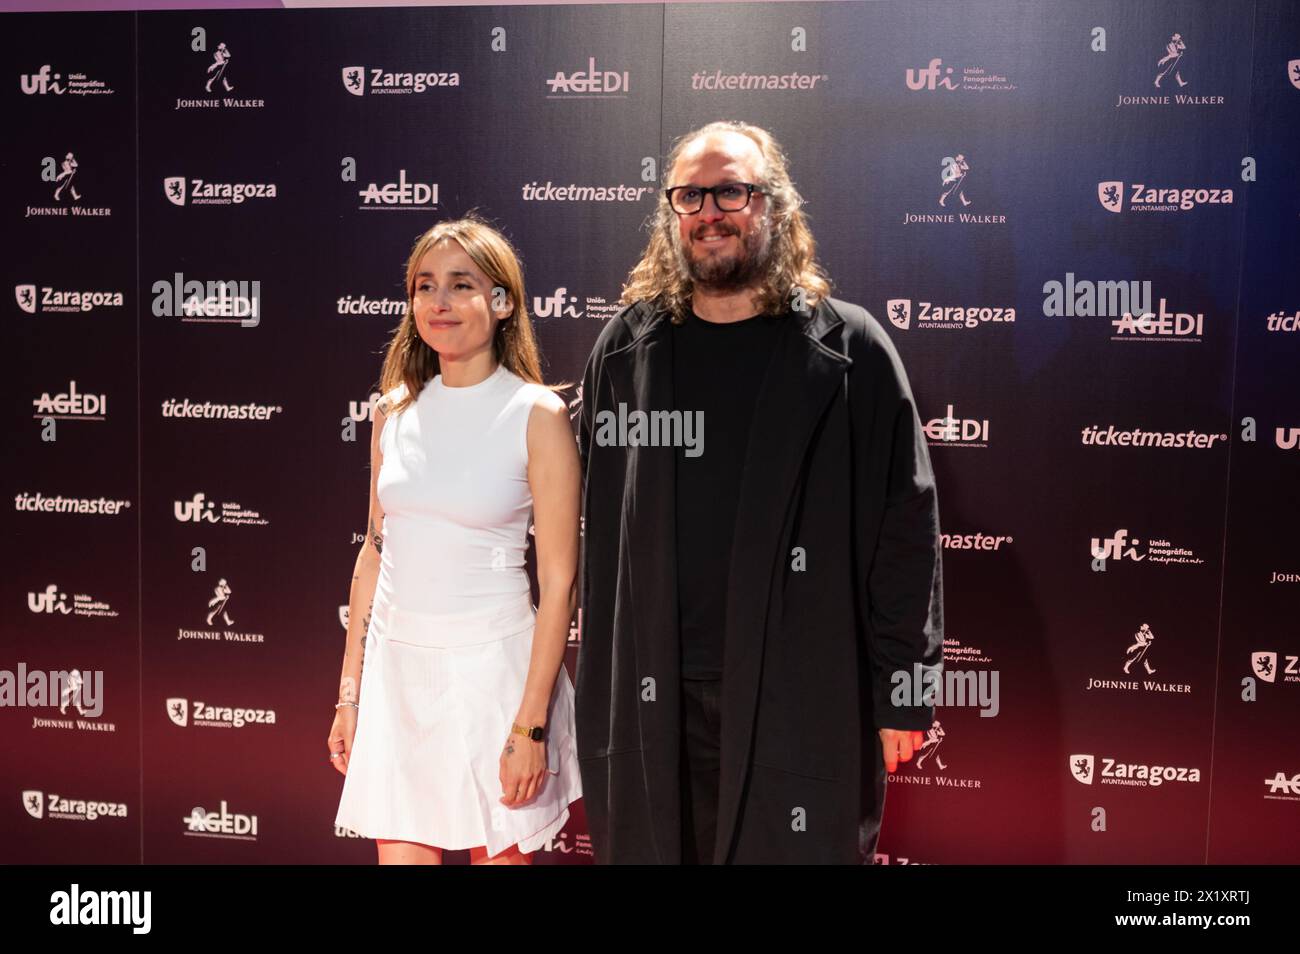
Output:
[514, 391, 581, 729]
[338, 398, 389, 706]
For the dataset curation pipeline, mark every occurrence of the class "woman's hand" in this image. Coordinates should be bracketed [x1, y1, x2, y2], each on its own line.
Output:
[328, 708, 357, 776]
[499, 731, 547, 806]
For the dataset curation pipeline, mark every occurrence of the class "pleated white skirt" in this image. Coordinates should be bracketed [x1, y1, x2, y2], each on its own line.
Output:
[334, 592, 582, 857]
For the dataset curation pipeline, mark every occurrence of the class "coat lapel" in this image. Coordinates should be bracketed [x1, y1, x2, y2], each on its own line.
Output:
[601, 300, 851, 865]
[602, 307, 683, 864]
[713, 301, 850, 862]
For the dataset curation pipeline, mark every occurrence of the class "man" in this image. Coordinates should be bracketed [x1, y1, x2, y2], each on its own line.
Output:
[576, 120, 943, 864]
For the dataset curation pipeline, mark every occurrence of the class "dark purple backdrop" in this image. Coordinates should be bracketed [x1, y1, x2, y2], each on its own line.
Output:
[3, 0, 1298, 864]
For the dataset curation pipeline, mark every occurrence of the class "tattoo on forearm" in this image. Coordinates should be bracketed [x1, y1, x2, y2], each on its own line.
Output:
[359, 598, 373, 680]
[369, 517, 382, 554]
[339, 676, 357, 704]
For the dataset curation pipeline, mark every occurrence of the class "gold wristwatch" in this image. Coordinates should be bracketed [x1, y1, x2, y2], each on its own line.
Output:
[511, 722, 545, 742]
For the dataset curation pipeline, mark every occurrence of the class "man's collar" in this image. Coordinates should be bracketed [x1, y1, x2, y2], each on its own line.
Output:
[620, 294, 843, 345]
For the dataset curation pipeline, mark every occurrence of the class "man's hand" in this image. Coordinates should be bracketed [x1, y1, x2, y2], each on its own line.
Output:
[878, 728, 925, 773]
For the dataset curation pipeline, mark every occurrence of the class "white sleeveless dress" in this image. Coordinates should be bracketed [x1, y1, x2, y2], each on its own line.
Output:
[334, 363, 582, 856]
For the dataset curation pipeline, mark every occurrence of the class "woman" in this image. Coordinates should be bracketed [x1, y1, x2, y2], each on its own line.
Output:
[330, 214, 583, 865]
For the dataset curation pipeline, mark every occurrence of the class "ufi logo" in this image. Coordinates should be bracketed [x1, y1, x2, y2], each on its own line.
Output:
[533, 288, 584, 319]
[22, 63, 116, 96]
[348, 392, 383, 423]
[1091, 528, 1204, 567]
[1090, 528, 1144, 563]
[905, 56, 1016, 93]
[174, 493, 219, 523]
[21, 65, 65, 95]
[906, 58, 958, 91]
[28, 584, 70, 614]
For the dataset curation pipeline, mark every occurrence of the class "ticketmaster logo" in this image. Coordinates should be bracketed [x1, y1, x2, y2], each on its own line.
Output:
[1080, 425, 1226, 449]
[520, 181, 652, 202]
[14, 492, 131, 516]
[690, 69, 827, 91]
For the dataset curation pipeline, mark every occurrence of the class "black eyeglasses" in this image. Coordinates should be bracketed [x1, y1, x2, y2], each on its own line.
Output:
[664, 181, 765, 215]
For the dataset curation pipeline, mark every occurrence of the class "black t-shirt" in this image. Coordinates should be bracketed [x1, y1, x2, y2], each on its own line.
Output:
[671, 308, 785, 680]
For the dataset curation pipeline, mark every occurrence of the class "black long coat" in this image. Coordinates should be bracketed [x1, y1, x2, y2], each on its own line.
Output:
[574, 296, 944, 864]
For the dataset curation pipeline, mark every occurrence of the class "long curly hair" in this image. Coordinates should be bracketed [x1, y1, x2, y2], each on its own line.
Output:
[620, 120, 832, 324]
[378, 213, 556, 414]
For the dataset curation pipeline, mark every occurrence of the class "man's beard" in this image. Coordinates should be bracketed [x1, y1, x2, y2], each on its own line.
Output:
[675, 219, 774, 293]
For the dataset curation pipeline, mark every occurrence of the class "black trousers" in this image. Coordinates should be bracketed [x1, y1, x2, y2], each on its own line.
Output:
[679, 677, 722, 865]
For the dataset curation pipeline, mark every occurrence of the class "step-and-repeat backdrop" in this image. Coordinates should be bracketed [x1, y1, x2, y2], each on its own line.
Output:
[3, 0, 1298, 864]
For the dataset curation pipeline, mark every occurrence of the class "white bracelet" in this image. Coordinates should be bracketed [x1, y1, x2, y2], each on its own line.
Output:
[335, 701, 359, 710]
